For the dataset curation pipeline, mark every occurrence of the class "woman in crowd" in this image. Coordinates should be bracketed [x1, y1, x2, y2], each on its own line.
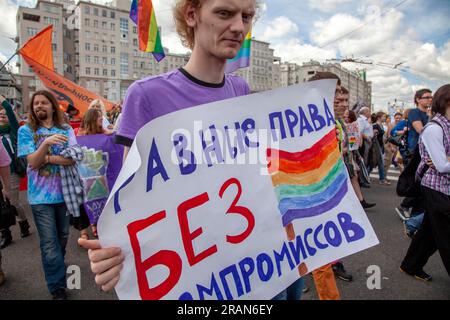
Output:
[0, 95, 30, 249]
[343, 109, 375, 209]
[400, 84, 450, 281]
[88, 99, 113, 131]
[74, 108, 112, 240]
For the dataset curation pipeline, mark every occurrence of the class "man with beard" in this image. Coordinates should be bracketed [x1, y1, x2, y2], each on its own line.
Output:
[18, 90, 77, 300]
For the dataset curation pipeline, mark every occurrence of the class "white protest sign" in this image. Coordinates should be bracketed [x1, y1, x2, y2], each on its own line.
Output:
[98, 80, 379, 300]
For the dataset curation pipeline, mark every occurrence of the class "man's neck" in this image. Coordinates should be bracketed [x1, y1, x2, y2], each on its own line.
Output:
[184, 47, 226, 84]
[40, 118, 54, 129]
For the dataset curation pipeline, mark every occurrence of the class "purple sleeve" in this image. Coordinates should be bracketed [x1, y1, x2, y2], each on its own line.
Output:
[116, 81, 153, 146]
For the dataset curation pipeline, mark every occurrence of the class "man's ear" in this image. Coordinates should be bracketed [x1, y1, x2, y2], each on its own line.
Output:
[184, 3, 198, 28]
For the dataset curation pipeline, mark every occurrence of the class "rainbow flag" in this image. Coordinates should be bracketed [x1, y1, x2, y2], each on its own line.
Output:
[225, 32, 251, 73]
[130, 0, 165, 62]
[267, 129, 348, 227]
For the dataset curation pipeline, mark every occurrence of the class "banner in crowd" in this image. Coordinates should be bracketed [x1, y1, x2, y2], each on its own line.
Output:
[346, 122, 361, 151]
[77, 134, 124, 224]
[22, 55, 114, 116]
[99, 80, 379, 300]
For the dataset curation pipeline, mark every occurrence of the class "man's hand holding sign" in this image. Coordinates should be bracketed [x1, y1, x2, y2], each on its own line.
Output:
[80, 80, 379, 300]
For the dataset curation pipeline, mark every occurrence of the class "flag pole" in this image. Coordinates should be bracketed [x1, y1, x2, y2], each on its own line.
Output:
[0, 52, 18, 73]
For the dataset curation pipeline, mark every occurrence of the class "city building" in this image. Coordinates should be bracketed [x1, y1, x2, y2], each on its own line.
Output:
[233, 39, 281, 93]
[14, 0, 372, 111]
[281, 60, 373, 109]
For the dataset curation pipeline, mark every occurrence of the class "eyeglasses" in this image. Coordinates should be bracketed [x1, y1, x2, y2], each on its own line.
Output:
[420, 96, 433, 100]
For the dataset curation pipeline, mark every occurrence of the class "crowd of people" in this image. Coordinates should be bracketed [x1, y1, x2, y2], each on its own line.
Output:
[0, 0, 448, 301]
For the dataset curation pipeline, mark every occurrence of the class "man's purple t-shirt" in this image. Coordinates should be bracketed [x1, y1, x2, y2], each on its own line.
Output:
[116, 68, 250, 146]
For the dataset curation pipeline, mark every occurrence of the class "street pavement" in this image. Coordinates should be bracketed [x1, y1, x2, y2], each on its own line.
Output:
[0, 168, 449, 300]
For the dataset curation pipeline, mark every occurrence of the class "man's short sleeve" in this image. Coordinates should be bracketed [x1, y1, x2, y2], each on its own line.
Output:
[116, 82, 152, 147]
[18, 125, 36, 157]
[408, 109, 421, 124]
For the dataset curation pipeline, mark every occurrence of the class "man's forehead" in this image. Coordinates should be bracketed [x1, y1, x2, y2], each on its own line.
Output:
[206, 0, 256, 10]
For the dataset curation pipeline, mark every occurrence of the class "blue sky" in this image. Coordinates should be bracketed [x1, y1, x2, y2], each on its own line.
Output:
[1, 0, 449, 110]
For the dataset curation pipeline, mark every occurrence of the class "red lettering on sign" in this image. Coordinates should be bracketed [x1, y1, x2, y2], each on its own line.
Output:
[178, 192, 218, 267]
[219, 178, 255, 244]
[127, 211, 182, 300]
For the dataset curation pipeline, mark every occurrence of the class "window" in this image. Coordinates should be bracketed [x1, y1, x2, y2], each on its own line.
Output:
[102, 21, 107, 29]
[94, 68, 99, 75]
[27, 27, 37, 36]
[23, 13, 40, 22]
[94, 44, 99, 52]
[120, 53, 129, 76]
[102, 57, 107, 64]
[110, 11, 115, 19]
[111, 58, 115, 65]
[85, 18, 90, 26]
[133, 61, 138, 68]
[102, 45, 107, 53]
[111, 46, 115, 54]
[85, 43, 90, 51]
[94, 20, 98, 28]
[120, 18, 128, 32]
[94, 56, 99, 64]
[133, 38, 138, 47]
[110, 23, 115, 31]
[43, 5, 58, 14]
[84, 6, 90, 15]
[85, 55, 91, 63]
[133, 26, 137, 34]
[307, 71, 315, 75]
[93, 7, 98, 16]
[102, 9, 107, 17]
[141, 62, 145, 69]
[85, 30, 90, 38]
[103, 69, 107, 76]
[43, 16, 59, 26]
[111, 70, 116, 77]
[86, 67, 91, 75]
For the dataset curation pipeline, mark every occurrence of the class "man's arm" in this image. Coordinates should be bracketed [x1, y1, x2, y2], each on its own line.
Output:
[411, 121, 424, 135]
[123, 146, 130, 163]
[26, 134, 71, 170]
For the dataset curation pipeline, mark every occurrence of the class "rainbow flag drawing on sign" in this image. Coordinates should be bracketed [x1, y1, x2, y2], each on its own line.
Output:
[225, 32, 251, 73]
[130, 0, 165, 62]
[267, 129, 348, 227]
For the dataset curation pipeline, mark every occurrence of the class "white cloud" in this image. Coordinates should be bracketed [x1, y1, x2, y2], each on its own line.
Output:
[308, 0, 353, 13]
[261, 16, 299, 41]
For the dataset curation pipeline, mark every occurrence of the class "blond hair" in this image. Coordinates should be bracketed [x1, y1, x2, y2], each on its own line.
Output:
[89, 99, 107, 117]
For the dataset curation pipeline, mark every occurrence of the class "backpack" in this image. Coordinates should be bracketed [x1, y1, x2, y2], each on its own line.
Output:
[396, 120, 442, 198]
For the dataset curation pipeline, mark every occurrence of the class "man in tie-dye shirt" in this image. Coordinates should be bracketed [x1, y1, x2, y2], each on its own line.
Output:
[18, 90, 76, 300]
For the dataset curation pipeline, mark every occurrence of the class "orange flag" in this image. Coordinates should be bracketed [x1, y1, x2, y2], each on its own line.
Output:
[19, 25, 54, 71]
[21, 55, 114, 116]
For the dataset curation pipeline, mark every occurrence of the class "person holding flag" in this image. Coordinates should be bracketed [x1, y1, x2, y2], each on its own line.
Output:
[80, 0, 305, 300]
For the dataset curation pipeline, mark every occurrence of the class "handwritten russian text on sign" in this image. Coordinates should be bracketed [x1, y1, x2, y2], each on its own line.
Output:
[99, 80, 379, 300]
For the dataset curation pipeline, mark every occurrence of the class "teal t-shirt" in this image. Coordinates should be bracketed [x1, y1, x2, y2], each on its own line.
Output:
[18, 124, 77, 205]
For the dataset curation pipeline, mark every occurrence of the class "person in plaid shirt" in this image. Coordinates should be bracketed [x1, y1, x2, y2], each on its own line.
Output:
[18, 90, 76, 300]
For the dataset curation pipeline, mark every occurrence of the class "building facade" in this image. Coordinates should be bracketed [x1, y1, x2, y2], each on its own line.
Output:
[15, 0, 372, 111]
[281, 60, 372, 109]
[234, 39, 281, 93]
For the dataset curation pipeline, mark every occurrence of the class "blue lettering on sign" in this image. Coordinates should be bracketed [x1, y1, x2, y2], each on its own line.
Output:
[113, 173, 135, 214]
[177, 212, 366, 300]
[147, 138, 170, 192]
